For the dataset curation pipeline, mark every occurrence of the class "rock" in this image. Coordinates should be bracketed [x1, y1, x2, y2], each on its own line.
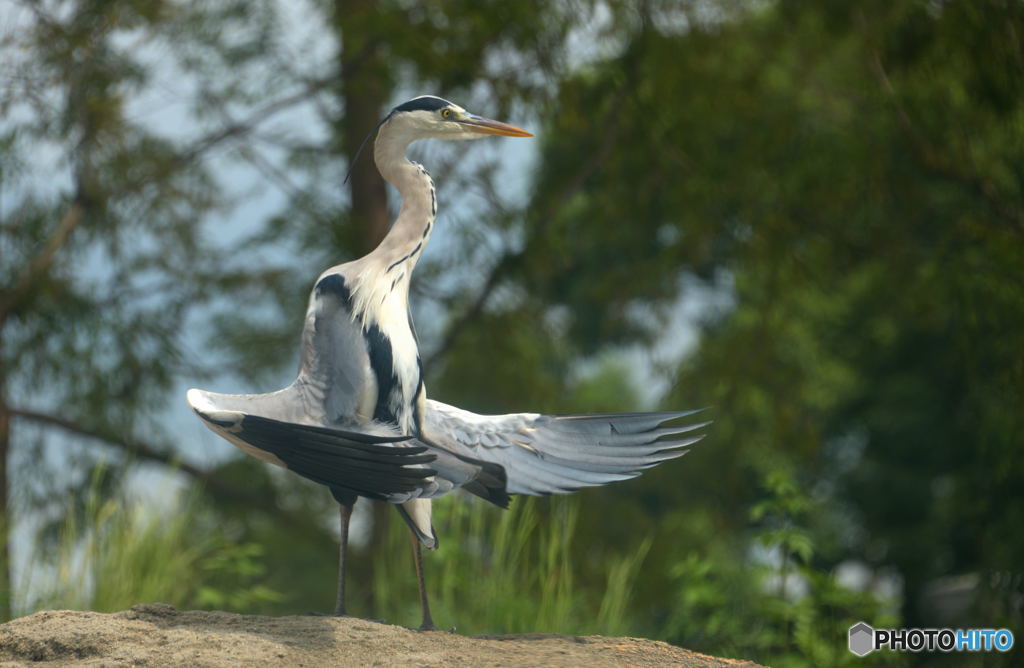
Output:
[0, 607, 766, 667]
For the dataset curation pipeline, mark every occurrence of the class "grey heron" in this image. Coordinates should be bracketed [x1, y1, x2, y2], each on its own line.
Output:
[187, 95, 707, 630]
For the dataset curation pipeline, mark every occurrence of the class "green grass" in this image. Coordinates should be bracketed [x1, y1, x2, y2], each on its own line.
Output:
[17, 473, 280, 616]
[11, 475, 916, 668]
[371, 494, 653, 635]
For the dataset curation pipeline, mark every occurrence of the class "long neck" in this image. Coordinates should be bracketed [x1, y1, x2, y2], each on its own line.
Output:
[370, 127, 436, 276]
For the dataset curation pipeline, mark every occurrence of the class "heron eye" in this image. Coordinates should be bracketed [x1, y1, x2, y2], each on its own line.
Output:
[441, 108, 451, 119]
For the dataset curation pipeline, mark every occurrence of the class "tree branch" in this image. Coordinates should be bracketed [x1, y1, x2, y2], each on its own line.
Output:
[0, 78, 333, 327]
[8, 407, 314, 525]
[0, 201, 84, 325]
[173, 80, 333, 171]
[422, 252, 521, 372]
[423, 114, 623, 371]
[856, 9, 1024, 235]
[10, 407, 203, 475]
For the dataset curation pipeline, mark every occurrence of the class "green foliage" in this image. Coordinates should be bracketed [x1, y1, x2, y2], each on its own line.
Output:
[663, 470, 902, 667]
[194, 544, 283, 611]
[515, 0, 1022, 663]
[19, 468, 280, 615]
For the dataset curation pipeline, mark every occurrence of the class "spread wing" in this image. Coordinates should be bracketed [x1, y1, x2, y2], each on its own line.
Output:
[420, 400, 707, 496]
[194, 408, 441, 503]
[296, 272, 372, 423]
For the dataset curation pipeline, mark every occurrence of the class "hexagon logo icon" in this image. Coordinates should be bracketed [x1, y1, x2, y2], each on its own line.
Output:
[849, 622, 875, 657]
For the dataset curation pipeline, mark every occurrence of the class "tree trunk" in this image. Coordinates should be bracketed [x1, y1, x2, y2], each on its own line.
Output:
[332, 0, 396, 617]
[337, 0, 392, 254]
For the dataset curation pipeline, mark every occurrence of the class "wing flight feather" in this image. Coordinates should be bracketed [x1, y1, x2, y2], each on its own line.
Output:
[421, 400, 708, 496]
[214, 412, 441, 502]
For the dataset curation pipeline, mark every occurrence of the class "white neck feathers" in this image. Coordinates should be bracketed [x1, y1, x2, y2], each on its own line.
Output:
[347, 123, 437, 324]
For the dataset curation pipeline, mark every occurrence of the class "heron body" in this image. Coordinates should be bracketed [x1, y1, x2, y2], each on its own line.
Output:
[187, 95, 707, 629]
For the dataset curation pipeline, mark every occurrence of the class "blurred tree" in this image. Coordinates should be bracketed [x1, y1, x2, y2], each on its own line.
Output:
[0, 0, 331, 619]
[500, 0, 1023, 663]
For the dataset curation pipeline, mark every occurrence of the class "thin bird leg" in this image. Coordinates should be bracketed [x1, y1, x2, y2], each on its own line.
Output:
[409, 530, 437, 630]
[334, 501, 354, 616]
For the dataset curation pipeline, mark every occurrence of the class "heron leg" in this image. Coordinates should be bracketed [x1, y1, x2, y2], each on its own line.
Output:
[334, 500, 354, 616]
[409, 530, 437, 631]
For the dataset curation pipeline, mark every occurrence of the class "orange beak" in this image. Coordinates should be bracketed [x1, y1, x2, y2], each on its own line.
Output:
[458, 114, 533, 137]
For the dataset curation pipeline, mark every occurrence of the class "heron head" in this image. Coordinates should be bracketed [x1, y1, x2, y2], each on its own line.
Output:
[345, 96, 532, 183]
[383, 95, 533, 141]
